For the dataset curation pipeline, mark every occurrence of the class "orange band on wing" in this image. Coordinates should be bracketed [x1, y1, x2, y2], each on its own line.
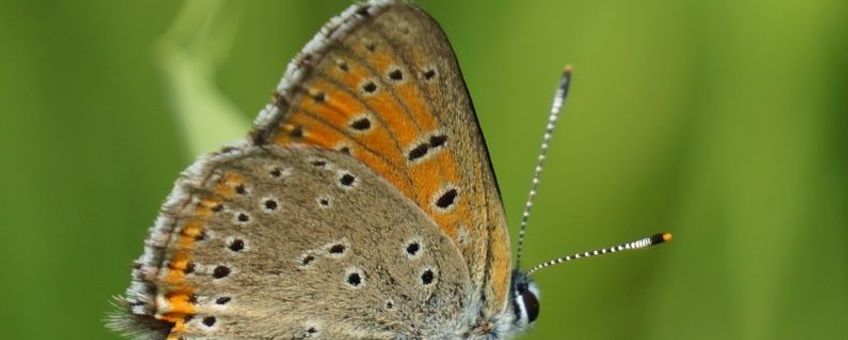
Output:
[161, 172, 245, 338]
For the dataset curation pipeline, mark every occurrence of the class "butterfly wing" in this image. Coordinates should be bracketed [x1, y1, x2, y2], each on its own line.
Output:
[110, 1, 513, 338]
[253, 0, 511, 319]
[112, 146, 475, 339]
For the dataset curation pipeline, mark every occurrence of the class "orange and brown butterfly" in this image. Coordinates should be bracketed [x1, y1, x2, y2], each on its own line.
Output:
[109, 1, 670, 339]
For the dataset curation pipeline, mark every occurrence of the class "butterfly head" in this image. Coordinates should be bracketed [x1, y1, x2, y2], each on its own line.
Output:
[510, 270, 540, 327]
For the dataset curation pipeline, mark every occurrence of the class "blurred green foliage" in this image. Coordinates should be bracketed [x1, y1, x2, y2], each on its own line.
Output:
[1, 1, 846, 339]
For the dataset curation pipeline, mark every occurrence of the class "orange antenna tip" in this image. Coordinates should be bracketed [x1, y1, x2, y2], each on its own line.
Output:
[649, 233, 672, 244]
[562, 64, 574, 75]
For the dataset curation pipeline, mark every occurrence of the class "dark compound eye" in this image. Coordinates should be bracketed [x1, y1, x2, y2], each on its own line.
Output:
[516, 284, 540, 323]
[522, 290, 539, 323]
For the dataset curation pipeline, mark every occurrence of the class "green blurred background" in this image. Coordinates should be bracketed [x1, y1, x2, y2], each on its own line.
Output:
[1, 0, 846, 339]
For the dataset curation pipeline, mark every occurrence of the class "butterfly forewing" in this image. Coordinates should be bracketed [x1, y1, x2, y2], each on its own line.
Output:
[252, 0, 512, 318]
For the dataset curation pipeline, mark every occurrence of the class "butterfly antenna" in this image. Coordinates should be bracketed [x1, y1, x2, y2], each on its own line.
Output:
[526, 233, 672, 275]
[515, 65, 573, 269]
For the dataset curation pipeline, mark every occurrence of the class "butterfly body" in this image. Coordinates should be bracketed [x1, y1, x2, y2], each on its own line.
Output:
[111, 1, 529, 339]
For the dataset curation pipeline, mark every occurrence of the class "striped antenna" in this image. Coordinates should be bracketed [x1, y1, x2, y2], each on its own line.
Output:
[515, 65, 573, 269]
[526, 233, 672, 276]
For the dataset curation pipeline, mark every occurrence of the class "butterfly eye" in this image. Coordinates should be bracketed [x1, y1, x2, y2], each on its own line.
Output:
[513, 282, 540, 325]
[520, 288, 540, 323]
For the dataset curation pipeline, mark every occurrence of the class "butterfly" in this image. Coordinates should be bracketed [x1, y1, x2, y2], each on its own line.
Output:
[108, 1, 670, 339]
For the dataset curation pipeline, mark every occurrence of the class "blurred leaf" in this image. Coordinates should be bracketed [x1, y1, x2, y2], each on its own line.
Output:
[156, 0, 249, 156]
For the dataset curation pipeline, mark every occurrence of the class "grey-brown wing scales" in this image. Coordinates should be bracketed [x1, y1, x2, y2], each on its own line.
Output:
[251, 0, 512, 319]
[135, 145, 473, 339]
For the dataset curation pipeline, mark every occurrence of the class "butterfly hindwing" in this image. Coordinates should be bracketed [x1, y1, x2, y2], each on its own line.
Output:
[115, 146, 474, 339]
